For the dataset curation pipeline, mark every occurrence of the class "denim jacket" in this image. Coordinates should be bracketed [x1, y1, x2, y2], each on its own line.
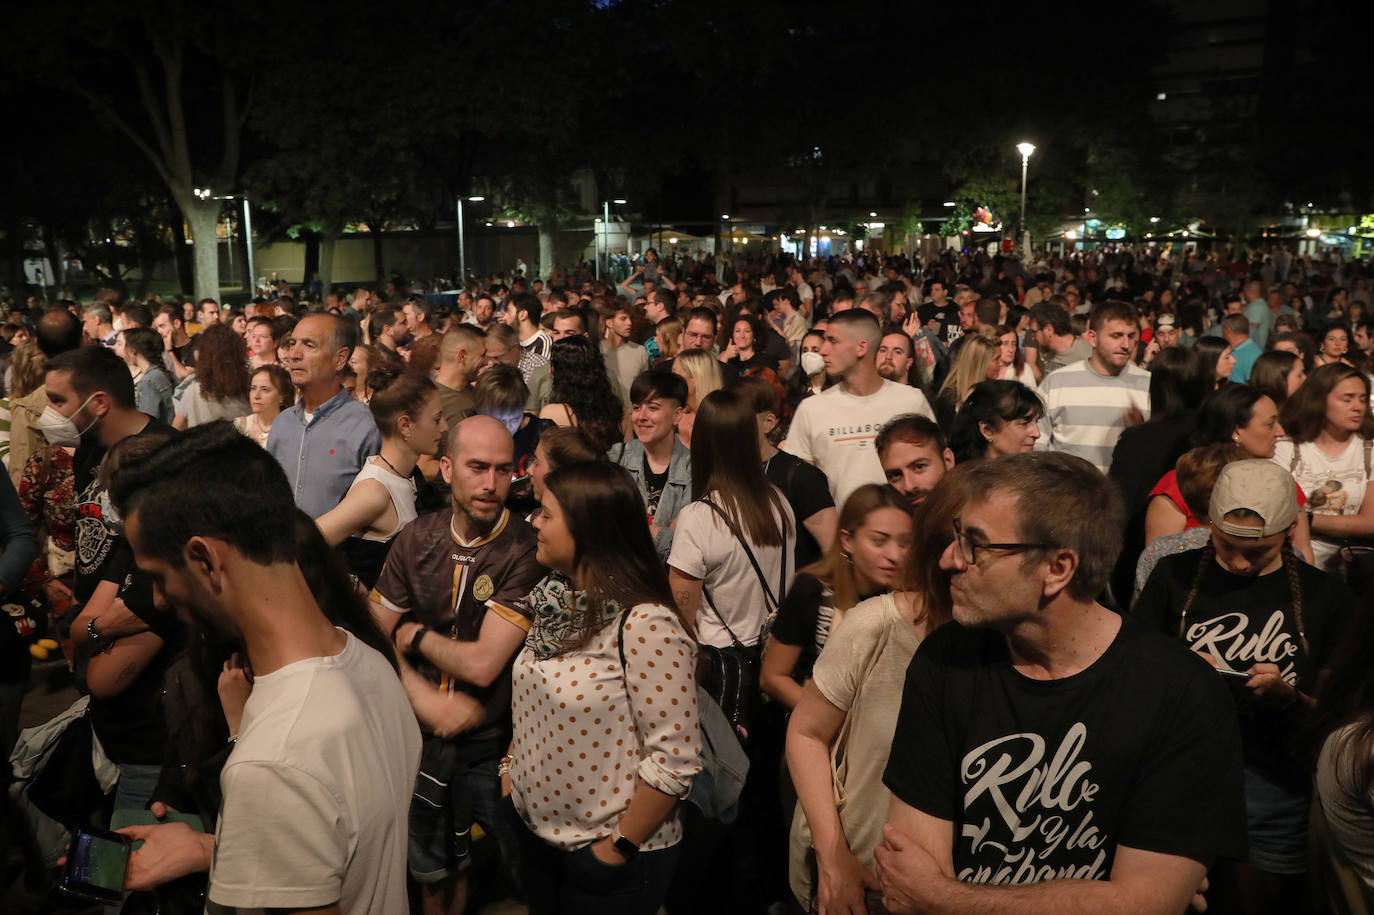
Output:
[609, 436, 692, 557]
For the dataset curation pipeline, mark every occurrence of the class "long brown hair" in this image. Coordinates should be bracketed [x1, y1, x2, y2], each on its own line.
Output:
[194, 323, 251, 403]
[908, 464, 967, 627]
[1278, 362, 1374, 443]
[800, 483, 911, 619]
[690, 388, 791, 547]
[994, 324, 1025, 375]
[544, 461, 683, 643]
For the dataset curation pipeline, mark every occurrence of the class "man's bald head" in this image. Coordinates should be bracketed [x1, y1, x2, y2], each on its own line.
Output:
[447, 413, 514, 465]
[444, 414, 516, 528]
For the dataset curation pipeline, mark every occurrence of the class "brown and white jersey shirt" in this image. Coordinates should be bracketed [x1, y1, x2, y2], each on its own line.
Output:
[372, 507, 544, 739]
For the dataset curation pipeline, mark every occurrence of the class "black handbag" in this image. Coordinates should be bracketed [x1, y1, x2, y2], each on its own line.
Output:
[694, 500, 787, 741]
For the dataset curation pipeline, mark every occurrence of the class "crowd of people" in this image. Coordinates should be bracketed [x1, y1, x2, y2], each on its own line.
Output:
[4, 240, 1374, 915]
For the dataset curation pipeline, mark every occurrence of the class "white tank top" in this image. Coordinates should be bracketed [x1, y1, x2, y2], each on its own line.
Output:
[347, 458, 418, 541]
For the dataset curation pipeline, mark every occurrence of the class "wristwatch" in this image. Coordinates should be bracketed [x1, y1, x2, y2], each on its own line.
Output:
[87, 616, 103, 645]
[409, 626, 429, 655]
[610, 824, 640, 860]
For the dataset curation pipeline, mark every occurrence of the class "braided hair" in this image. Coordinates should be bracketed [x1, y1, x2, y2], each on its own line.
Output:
[1178, 539, 1308, 656]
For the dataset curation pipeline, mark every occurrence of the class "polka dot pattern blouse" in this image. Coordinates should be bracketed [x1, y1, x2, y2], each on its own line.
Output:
[509, 602, 702, 851]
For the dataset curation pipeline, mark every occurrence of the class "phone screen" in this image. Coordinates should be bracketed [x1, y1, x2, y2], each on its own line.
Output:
[61, 828, 130, 902]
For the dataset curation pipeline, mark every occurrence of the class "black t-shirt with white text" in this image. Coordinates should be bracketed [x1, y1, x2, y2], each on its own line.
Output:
[884, 619, 1247, 886]
[1133, 548, 1352, 791]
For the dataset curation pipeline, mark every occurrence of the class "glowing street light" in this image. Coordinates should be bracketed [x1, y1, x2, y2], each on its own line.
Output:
[1016, 142, 1036, 255]
[457, 196, 487, 282]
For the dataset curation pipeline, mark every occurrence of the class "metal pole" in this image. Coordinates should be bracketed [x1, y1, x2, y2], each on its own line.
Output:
[242, 197, 256, 298]
[1019, 156, 1029, 240]
[601, 200, 610, 280]
[457, 197, 466, 287]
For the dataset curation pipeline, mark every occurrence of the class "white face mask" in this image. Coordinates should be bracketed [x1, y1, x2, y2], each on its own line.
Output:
[800, 350, 825, 376]
[39, 394, 98, 447]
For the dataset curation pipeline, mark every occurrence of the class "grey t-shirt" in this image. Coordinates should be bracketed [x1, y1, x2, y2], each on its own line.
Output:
[1043, 337, 1093, 377]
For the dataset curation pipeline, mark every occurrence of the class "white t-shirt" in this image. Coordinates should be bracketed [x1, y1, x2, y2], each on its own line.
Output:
[669, 494, 795, 649]
[1272, 437, 1371, 572]
[783, 379, 936, 509]
[999, 362, 1038, 389]
[207, 630, 421, 915]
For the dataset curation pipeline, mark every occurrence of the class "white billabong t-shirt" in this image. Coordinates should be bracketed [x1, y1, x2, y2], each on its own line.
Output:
[206, 630, 420, 915]
[783, 379, 935, 509]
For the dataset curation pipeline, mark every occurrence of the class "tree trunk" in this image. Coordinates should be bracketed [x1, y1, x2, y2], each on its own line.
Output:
[169, 207, 195, 296]
[135, 252, 154, 300]
[320, 232, 338, 297]
[537, 218, 558, 281]
[184, 200, 222, 304]
[303, 233, 320, 292]
[98, 214, 125, 290]
[5, 212, 23, 295]
[42, 226, 62, 295]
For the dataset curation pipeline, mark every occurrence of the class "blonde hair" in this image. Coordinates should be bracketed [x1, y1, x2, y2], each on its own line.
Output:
[656, 317, 683, 361]
[938, 334, 999, 405]
[674, 348, 722, 411]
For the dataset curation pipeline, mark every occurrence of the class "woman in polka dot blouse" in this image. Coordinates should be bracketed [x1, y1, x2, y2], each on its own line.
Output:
[504, 461, 702, 914]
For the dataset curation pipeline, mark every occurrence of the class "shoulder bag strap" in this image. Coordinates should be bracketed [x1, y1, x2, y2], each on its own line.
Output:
[702, 499, 781, 611]
[617, 608, 629, 668]
[1363, 438, 1372, 480]
[699, 584, 749, 650]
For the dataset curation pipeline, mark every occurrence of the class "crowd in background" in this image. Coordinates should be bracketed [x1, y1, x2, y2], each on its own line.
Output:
[4, 240, 1374, 914]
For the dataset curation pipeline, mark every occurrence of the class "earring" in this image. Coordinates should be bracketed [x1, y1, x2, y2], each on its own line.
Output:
[842, 551, 853, 565]
[1233, 434, 1240, 443]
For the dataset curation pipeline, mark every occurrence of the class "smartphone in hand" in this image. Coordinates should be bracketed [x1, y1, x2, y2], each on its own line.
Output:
[59, 826, 132, 904]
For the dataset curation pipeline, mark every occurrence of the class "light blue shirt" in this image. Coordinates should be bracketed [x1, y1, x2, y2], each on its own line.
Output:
[1229, 338, 1261, 384]
[1244, 297, 1274, 349]
[267, 386, 381, 519]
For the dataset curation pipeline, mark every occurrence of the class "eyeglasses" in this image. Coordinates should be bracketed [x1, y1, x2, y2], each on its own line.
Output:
[952, 517, 1055, 566]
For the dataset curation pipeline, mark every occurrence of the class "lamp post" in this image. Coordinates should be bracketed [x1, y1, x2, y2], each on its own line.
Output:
[1016, 142, 1035, 256]
[457, 196, 484, 286]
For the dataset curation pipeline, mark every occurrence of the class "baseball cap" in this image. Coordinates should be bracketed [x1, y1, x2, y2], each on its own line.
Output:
[1209, 460, 1298, 538]
[1155, 314, 1177, 331]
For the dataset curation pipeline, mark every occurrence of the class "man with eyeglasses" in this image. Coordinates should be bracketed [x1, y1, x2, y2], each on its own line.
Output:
[874, 452, 1246, 914]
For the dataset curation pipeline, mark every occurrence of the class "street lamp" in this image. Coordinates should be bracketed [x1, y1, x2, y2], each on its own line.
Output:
[457, 196, 484, 286]
[1016, 142, 1035, 255]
